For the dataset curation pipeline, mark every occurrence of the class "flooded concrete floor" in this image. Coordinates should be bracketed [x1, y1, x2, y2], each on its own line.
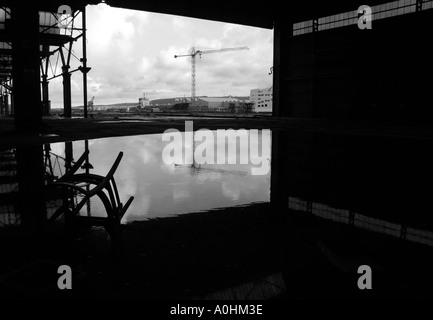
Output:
[2, 115, 433, 300]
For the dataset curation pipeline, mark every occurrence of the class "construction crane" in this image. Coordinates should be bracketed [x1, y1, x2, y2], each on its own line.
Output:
[174, 46, 249, 103]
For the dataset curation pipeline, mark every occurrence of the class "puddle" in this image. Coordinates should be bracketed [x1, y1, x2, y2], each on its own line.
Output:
[46, 130, 271, 222]
[3, 129, 433, 249]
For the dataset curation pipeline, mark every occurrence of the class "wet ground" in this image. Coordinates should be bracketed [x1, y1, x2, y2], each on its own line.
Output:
[1, 114, 433, 300]
[2, 202, 433, 300]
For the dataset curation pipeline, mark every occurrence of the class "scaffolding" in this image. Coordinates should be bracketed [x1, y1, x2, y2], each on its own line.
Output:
[0, 5, 90, 119]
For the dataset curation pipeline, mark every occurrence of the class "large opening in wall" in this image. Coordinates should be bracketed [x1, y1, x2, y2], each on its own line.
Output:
[46, 3, 274, 116]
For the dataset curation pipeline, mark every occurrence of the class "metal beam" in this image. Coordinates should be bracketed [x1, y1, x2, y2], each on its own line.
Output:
[59, 47, 72, 118]
[81, 7, 88, 118]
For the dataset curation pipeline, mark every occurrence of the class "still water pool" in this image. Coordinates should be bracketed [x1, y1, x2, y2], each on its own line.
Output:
[48, 131, 271, 223]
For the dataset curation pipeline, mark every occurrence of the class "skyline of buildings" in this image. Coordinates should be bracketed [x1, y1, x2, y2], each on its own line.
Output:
[76, 86, 273, 113]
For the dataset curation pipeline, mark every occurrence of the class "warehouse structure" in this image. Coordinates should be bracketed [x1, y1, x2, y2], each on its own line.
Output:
[1, 0, 433, 301]
[149, 97, 189, 109]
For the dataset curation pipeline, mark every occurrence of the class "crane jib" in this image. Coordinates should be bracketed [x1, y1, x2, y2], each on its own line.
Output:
[173, 46, 249, 101]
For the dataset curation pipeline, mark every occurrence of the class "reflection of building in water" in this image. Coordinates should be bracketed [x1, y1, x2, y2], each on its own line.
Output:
[173, 128, 270, 177]
[288, 197, 433, 247]
[271, 129, 433, 252]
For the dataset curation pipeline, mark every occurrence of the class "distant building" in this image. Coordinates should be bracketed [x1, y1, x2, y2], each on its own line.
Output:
[229, 100, 254, 113]
[92, 103, 137, 111]
[150, 97, 188, 109]
[139, 92, 150, 108]
[250, 87, 272, 112]
[195, 97, 240, 111]
[148, 96, 249, 112]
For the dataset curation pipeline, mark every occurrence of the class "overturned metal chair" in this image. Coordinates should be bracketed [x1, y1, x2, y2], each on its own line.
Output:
[48, 150, 134, 239]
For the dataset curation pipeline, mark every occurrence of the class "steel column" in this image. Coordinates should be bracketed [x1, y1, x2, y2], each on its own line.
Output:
[11, 4, 41, 132]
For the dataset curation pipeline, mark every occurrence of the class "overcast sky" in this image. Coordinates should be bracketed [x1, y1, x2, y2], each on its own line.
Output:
[48, 3, 273, 108]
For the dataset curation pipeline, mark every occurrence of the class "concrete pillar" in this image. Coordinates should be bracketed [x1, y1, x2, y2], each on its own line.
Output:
[11, 4, 42, 132]
[270, 131, 290, 217]
[62, 66, 72, 118]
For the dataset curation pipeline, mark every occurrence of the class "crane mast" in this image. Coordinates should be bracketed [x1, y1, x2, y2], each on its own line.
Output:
[174, 46, 249, 103]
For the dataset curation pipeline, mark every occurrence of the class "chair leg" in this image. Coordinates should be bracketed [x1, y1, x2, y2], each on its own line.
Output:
[120, 196, 134, 220]
[63, 207, 77, 238]
[110, 220, 121, 240]
[47, 203, 68, 224]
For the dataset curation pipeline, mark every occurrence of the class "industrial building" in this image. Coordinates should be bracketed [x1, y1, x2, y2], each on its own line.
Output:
[149, 97, 188, 109]
[196, 97, 241, 110]
[148, 96, 246, 111]
[1, 0, 433, 302]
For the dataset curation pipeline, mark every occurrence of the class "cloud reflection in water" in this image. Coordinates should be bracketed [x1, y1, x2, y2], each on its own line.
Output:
[49, 131, 271, 222]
